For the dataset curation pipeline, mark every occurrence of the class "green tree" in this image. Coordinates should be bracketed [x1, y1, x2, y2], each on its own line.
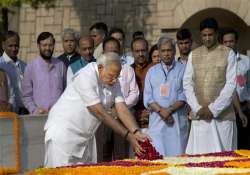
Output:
[0, 0, 55, 54]
[0, 0, 55, 32]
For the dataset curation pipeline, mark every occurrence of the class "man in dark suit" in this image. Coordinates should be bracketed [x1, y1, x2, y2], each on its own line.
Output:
[58, 28, 81, 68]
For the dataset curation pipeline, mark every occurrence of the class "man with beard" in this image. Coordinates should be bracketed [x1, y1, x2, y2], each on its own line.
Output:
[67, 36, 95, 84]
[58, 28, 81, 68]
[22, 32, 66, 114]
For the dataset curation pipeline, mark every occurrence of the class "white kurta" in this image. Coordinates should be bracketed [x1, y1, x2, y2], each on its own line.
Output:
[44, 62, 124, 168]
[121, 54, 134, 66]
[93, 43, 103, 60]
[118, 64, 139, 108]
[183, 50, 237, 154]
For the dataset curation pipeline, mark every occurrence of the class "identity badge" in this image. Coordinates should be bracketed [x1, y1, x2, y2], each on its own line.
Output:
[160, 83, 170, 97]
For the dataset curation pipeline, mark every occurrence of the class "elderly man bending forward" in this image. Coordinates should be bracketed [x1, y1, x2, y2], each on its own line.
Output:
[44, 52, 148, 168]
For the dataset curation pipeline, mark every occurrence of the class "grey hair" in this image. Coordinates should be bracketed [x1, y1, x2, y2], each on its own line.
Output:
[97, 52, 121, 68]
[61, 28, 79, 41]
[157, 36, 176, 50]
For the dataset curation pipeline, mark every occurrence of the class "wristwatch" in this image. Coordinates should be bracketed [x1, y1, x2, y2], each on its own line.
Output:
[133, 128, 140, 134]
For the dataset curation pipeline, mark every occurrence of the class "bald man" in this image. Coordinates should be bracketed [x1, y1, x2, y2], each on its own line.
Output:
[67, 36, 96, 84]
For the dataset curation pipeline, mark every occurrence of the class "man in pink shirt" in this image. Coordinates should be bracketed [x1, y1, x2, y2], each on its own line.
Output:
[22, 32, 66, 114]
[103, 37, 139, 108]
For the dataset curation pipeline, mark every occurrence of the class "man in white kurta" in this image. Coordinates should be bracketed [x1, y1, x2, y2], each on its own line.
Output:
[183, 18, 237, 154]
[44, 53, 148, 167]
[95, 37, 139, 161]
[222, 28, 250, 148]
[221, 28, 250, 110]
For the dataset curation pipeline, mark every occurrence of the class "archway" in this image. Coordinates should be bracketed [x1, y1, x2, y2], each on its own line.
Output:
[181, 8, 250, 54]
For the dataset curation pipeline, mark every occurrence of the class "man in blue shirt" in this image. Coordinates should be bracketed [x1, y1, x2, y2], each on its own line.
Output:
[67, 36, 95, 84]
[143, 36, 189, 156]
[0, 30, 27, 114]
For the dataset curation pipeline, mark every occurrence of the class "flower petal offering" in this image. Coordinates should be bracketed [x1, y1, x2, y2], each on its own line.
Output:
[135, 139, 163, 160]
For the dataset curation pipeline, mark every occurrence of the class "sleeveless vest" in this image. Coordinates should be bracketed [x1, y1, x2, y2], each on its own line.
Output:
[192, 44, 235, 120]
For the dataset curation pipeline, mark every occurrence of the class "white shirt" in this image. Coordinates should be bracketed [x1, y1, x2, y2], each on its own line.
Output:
[235, 53, 250, 102]
[0, 52, 25, 109]
[66, 65, 74, 85]
[119, 64, 139, 108]
[44, 62, 124, 157]
[183, 50, 237, 118]
[175, 55, 187, 64]
[93, 43, 103, 60]
[121, 54, 134, 65]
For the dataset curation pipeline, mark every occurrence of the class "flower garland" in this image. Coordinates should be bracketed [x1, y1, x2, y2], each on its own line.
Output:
[0, 112, 20, 175]
[235, 150, 250, 157]
[26, 160, 168, 175]
[184, 151, 241, 158]
[27, 165, 168, 175]
[26, 149, 250, 175]
[177, 154, 250, 169]
[216, 173, 250, 175]
[143, 173, 170, 175]
[224, 159, 250, 168]
[67, 159, 165, 167]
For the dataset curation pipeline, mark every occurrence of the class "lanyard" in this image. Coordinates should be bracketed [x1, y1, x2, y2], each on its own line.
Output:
[161, 62, 174, 82]
[161, 63, 168, 82]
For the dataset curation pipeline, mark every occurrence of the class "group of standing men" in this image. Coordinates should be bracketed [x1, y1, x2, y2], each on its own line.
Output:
[0, 17, 249, 168]
[44, 16, 250, 168]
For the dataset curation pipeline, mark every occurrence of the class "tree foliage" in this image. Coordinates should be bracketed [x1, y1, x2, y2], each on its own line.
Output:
[0, 0, 56, 44]
[0, 0, 55, 9]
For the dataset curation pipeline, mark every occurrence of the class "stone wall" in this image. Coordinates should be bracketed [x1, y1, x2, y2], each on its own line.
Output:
[12, 0, 250, 62]
[17, 0, 161, 62]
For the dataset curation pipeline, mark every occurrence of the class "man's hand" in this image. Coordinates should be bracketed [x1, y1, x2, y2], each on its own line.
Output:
[34, 107, 48, 114]
[111, 106, 118, 119]
[239, 111, 248, 127]
[134, 131, 151, 142]
[203, 106, 213, 120]
[197, 106, 213, 121]
[159, 108, 174, 124]
[197, 107, 205, 118]
[127, 133, 145, 156]
[128, 131, 151, 155]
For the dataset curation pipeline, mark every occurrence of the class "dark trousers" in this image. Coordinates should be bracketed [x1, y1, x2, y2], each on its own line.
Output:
[95, 123, 129, 162]
[18, 107, 29, 115]
[236, 102, 250, 149]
